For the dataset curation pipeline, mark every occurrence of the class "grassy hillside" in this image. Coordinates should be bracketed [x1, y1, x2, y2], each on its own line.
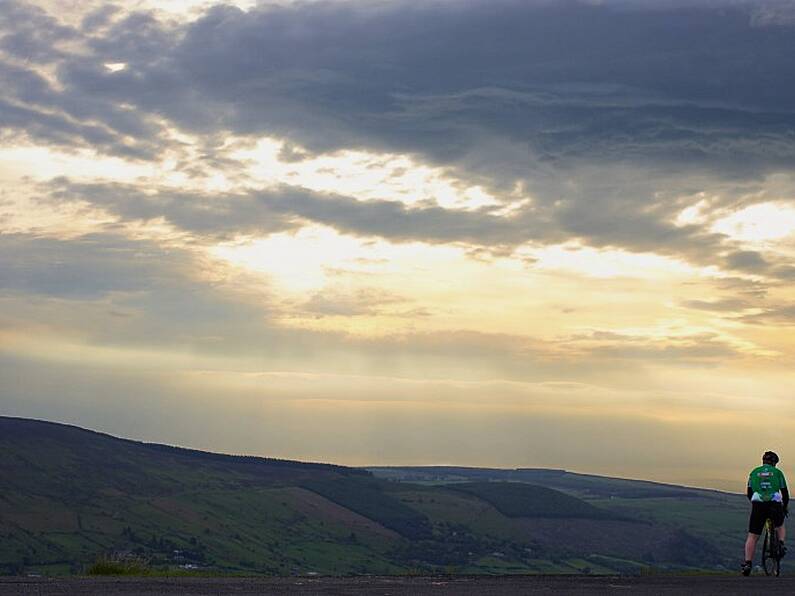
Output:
[301, 478, 432, 540]
[370, 466, 754, 572]
[0, 417, 752, 576]
[446, 482, 625, 520]
[0, 417, 396, 576]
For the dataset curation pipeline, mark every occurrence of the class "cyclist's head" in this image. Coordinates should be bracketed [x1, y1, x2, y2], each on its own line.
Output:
[763, 451, 780, 466]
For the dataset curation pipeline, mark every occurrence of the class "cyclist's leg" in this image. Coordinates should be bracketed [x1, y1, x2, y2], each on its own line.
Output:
[746, 502, 766, 564]
[773, 502, 786, 553]
[745, 532, 760, 562]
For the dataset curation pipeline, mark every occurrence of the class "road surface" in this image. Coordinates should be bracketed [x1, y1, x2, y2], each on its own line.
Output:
[3, 575, 795, 595]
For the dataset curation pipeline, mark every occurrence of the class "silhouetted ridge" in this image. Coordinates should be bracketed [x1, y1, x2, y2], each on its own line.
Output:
[0, 416, 368, 476]
[138, 442, 366, 474]
[370, 465, 720, 498]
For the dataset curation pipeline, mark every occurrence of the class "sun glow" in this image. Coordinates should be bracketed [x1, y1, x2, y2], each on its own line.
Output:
[231, 137, 501, 210]
[0, 146, 153, 183]
[211, 226, 391, 293]
[711, 202, 795, 244]
[521, 243, 703, 279]
[206, 226, 748, 347]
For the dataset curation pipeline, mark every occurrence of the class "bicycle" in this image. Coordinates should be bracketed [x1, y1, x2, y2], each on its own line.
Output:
[761, 517, 782, 576]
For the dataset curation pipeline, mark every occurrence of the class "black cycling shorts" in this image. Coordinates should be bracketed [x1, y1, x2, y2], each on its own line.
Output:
[748, 501, 785, 535]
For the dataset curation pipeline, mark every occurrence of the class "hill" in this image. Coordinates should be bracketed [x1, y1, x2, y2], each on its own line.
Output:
[0, 417, 408, 576]
[0, 417, 751, 576]
[369, 466, 751, 571]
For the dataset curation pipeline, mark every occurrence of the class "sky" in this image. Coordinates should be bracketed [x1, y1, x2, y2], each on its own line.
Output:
[2, 0, 795, 491]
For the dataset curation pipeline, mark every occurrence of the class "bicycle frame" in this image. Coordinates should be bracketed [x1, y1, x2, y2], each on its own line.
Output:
[762, 517, 782, 577]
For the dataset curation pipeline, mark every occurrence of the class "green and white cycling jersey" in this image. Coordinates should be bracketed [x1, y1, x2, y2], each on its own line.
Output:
[748, 464, 788, 502]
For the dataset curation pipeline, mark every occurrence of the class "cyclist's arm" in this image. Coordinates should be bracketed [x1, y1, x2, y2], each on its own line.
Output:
[778, 469, 789, 508]
[747, 485, 753, 500]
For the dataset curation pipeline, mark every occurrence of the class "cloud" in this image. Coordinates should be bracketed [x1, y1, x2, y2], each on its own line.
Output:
[719, 249, 795, 282]
[3, 229, 740, 384]
[7, 1, 795, 170]
[740, 304, 795, 326]
[589, 339, 739, 364]
[301, 288, 408, 318]
[712, 276, 770, 299]
[43, 179, 538, 248]
[0, 1, 76, 63]
[0, 232, 290, 358]
[44, 178, 733, 274]
[0, 233, 190, 299]
[564, 329, 744, 365]
[0, 231, 543, 378]
[0, 58, 164, 158]
[725, 249, 770, 272]
[80, 5, 123, 32]
[164, 1, 795, 163]
[750, 1, 795, 28]
[680, 298, 752, 312]
[46, 180, 299, 241]
[3, 0, 795, 275]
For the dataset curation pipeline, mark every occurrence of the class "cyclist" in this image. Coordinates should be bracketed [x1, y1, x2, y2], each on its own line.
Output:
[742, 450, 789, 576]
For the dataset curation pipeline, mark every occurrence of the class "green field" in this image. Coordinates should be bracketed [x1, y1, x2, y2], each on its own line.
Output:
[0, 417, 760, 576]
[371, 466, 765, 573]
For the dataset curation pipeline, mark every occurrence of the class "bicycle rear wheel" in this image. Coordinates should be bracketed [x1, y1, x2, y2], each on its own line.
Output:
[762, 523, 781, 576]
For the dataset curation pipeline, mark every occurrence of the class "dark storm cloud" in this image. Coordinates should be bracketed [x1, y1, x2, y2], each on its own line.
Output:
[6, 1, 795, 170]
[3, 0, 795, 273]
[0, 1, 76, 63]
[167, 0, 795, 171]
[749, 1, 795, 27]
[80, 5, 123, 32]
[0, 8, 171, 157]
[0, 59, 164, 158]
[0, 97, 153, 158]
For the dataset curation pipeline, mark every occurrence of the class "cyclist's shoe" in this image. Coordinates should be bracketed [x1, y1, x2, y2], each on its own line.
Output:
[741, 560, 753, 576]
[780, 542, 787, 558]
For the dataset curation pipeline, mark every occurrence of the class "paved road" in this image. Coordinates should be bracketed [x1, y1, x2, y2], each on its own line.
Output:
[2, 575, 795, 595]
